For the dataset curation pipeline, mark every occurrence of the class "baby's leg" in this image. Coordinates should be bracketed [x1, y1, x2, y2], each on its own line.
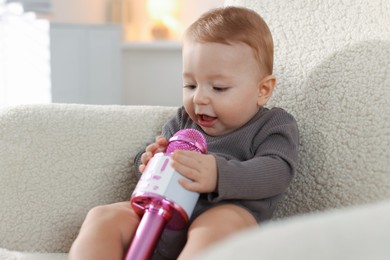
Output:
[178, 204, 257, 259]
[68, 201, 140, 260]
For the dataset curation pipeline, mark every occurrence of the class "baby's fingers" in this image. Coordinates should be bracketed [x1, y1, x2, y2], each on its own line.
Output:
[139, 136, 168, 173]
[178, 178, 199, 193]
[155, 135, 168, 144]
[140, 151, 153, 165]
[139, 151, 152, 173]
[138, 163, 146, 173]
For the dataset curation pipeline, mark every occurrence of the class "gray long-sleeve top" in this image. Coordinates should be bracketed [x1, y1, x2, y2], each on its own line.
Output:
[136, 106, 299, 222]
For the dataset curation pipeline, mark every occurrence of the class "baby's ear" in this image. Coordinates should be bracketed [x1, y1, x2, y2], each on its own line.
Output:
[257, 75, 276, 106]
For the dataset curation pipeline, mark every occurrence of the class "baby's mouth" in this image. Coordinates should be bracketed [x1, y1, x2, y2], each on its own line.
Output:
[200, 114, 216, 121]
[197, 114, 217, 127]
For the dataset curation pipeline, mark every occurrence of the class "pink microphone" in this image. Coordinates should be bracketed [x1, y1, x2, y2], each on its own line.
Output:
[125, 129, 207, 260]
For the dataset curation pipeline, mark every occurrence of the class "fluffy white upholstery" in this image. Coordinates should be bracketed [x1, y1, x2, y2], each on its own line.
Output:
[196, 199, 390, 260]
[226, 0, 390, 217]
[0, 249, 66, 260]
[0, 104, 176, 254]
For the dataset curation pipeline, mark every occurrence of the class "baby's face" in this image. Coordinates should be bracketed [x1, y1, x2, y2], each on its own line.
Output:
[182, 39, 263, 136]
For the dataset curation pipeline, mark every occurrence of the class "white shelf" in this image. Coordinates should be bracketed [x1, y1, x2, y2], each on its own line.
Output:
[122, 41, 182, 51]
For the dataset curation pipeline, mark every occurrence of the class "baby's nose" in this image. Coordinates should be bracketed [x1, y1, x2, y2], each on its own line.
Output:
[193, 88, 210, 105]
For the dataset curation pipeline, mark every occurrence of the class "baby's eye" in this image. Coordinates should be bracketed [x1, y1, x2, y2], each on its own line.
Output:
[213, 86, 229, 92]
[184, 84, 196, 90]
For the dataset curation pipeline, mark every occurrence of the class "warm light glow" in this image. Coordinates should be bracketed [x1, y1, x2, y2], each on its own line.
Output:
[147, 0, 179, 39]
[123, 0, 225, 41]
[147, 0, 177, 20]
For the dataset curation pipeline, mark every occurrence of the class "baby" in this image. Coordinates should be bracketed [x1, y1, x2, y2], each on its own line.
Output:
[69, 6, 299, 260]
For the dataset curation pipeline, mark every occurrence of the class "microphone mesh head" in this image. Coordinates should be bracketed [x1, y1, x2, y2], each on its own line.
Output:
[166, 129, 207, 154]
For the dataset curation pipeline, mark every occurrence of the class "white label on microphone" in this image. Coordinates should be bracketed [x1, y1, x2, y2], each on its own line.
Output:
[134, 153, 199, 217]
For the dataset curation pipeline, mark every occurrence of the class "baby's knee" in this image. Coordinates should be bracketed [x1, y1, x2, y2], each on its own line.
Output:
[85, 202, 140, 226]
[85, 205, 113, 221]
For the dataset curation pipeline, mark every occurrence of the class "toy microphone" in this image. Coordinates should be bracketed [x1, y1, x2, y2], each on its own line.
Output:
[125, 129, 207, 260]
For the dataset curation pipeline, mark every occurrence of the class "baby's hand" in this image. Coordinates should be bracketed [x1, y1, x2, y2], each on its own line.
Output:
[139, 136, 168, 173]
[171, 150, 218, 193]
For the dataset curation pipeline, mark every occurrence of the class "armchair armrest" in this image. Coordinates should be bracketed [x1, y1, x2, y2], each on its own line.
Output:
[0, 104, 176, 253]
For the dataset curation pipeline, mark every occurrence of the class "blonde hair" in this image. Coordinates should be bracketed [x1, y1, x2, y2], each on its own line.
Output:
[185, 6, 274, 76]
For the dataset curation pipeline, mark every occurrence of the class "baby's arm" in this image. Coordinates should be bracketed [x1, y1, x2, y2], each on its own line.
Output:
[211, 111, 299, 201]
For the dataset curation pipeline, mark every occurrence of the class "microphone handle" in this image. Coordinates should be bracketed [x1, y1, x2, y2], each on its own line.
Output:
[125, 203, 172, 260]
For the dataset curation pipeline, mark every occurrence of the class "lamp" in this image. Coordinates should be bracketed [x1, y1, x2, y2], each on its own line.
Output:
[147, 0, 179, 39]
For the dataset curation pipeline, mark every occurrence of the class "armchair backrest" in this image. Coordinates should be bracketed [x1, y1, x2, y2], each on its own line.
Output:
[225, 0, 390, 217]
